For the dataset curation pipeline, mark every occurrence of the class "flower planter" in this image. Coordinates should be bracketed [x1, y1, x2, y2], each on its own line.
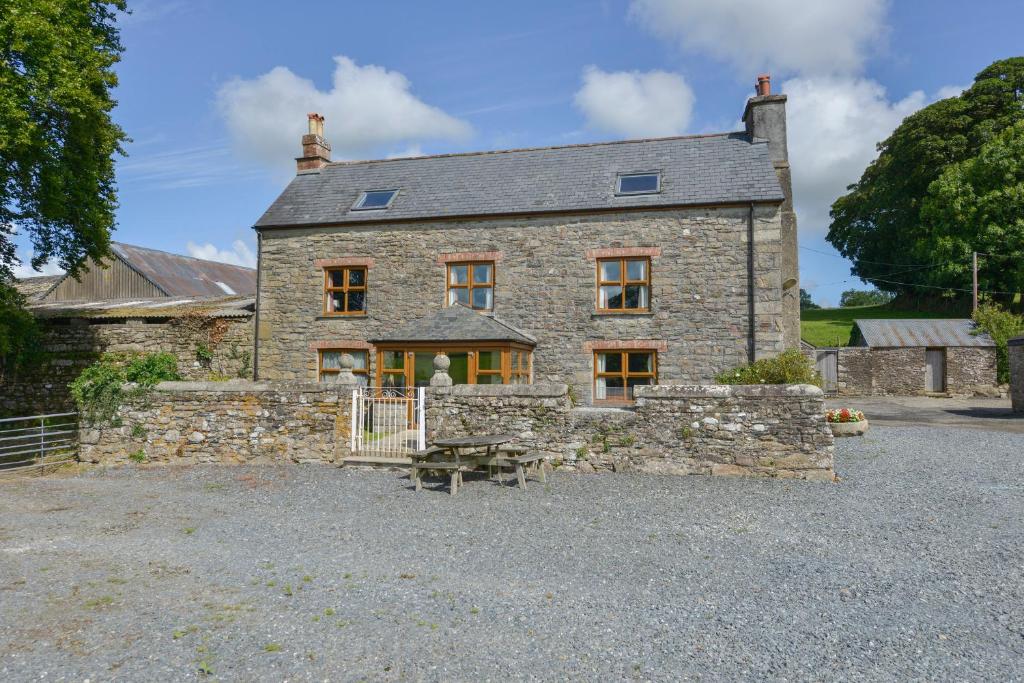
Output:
[829, 419, 869, 437]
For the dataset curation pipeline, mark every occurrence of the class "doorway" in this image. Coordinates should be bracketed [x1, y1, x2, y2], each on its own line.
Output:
[925, 348, 946, 392]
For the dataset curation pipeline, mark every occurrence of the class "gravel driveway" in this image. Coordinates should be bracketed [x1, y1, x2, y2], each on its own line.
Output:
[2, 427, 1022, 681]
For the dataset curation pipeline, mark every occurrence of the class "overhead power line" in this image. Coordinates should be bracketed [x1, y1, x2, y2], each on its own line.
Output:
[799, 245, 968, 268]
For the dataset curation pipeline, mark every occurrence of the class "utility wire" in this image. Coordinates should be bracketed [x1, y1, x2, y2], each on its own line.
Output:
[799, 245, 968, 268]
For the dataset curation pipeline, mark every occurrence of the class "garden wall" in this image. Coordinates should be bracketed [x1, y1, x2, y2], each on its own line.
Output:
[1010, 337, 1024, 413]
[426, 383, 834, 481]
[0, 317, 253, 417]
[80, 380, 834, 481]
[79, 381, 346, 466]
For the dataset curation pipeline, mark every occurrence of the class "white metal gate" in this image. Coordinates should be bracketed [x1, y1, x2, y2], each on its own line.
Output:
[350, 387, 425, 459]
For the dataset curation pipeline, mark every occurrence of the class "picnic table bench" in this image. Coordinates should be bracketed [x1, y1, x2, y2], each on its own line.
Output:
[410, 435, 547, 495]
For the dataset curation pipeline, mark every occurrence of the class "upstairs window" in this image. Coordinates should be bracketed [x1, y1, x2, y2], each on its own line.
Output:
[323, 266, 367, 315]
[597, 257, 650, 312]
[447, 261, 494, 311]
[352, 189, 398, 210]
[616, 172, 660, 195]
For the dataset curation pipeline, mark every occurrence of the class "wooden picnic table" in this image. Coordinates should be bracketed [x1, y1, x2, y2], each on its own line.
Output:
[411, 434, 546, 494]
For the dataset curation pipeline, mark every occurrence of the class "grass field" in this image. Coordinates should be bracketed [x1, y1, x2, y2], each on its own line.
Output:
[800, 305, 956, 347]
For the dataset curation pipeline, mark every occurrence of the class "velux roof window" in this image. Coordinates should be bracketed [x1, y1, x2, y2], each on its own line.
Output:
[616, 172, 661, 195]
[352, 189, 398, 210]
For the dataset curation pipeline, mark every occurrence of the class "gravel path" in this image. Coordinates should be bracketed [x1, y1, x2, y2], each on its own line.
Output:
[1, 426, 1022, 681]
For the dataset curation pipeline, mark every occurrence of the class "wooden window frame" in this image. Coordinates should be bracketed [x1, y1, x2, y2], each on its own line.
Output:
[446, 261, 495, 311]
[374, 343, 533, 387]
[596, 256, 651, 313]
[323, 266, 367, 316]
[593, 350, 657, 404]
[317, 349, 369, 383]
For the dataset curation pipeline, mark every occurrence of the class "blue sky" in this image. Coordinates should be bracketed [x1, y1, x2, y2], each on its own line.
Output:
[14, 0, 1024, 306]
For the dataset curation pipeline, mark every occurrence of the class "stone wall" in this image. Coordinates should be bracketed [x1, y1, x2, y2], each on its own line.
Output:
[805, 345, 998, 397]
[79, 379, 834, 481]
[257, 206, 787, 403]
[1010, 337, 1024, 413]
[946, 347, 999, 395]
[79, 381, 346, 466]
[426, 383, 834, 481]
[0, 316, 253, 417]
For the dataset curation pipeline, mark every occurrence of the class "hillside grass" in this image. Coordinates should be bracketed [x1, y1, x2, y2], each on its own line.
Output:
[800, 305, 955, 348]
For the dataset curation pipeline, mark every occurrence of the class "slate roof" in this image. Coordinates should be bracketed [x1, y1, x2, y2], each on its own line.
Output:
[370, 305, 536, 345]
[255, 132, 784, 228]
[854, 319, 995, 348]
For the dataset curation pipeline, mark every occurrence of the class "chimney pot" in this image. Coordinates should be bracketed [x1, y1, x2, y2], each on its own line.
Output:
[297, 113, 330, 172]
[756, 74, 771, 97]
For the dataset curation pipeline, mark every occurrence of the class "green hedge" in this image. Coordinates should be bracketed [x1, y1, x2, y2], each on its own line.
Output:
[70, 352, 181, 425]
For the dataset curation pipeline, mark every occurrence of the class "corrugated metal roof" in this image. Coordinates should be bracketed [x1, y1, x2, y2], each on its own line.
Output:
[13, 275, 62, 302]
[255, 132, 785, 229]
[28, 296, 255, 319]
[370, 304, 536, 345]
[854, 319, 995, 348]
[110, 243, 256, 297]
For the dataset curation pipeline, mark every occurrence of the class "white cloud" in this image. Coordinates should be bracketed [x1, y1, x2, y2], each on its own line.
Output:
[11, 248, 64, 279]
[216, 56, 472, 167]
[784, 76, 928, 235]
[186, 240, 257, 269]
[630, 0, 889, 76]
[574, 66, 695, 138]
[935, 84, 969, 100]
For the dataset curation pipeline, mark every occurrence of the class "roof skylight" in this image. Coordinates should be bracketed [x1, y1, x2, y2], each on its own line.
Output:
[616, 173, 661, 195]
[352, 189, 398, 210]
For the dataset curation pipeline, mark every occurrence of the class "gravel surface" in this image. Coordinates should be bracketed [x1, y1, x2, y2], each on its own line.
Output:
[1, 426, 1022, 681]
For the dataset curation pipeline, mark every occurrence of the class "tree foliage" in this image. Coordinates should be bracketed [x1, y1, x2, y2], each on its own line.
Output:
[972, 303, 1024, 384]
[0, 281, 40, 381]
[838, 288, 894, 308]
[922, 121, 1024, 298]
[827, 58, 1024, 302]
[799, 288, 820, 310]
[0, 0, 128, 282]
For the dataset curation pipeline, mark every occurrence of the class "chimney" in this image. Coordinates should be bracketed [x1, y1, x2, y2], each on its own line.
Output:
[296, 112, 331, 172]
[742, 73, 801, 350]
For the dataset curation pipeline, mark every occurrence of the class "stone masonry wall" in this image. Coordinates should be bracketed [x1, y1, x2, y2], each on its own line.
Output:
[0, 316, 253, 417]
[79, 381, 346, 466]
[426, 383, 834, 481]
[257, 206, 786, 403]
[869, 347, 926, 395]
[80, 380, 833, 480]
[946, 347, 998, 394]
[1010, 337, 1024, 413]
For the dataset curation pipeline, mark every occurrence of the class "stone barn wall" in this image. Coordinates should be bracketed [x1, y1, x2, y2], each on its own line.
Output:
[0, 316, 253, 417]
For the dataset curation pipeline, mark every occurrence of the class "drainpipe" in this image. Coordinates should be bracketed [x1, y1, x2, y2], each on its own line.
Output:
[747, 203, 756, 363]
[253, 230, 262, 380]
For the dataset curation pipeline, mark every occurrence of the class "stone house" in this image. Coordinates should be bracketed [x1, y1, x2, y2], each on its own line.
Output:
[253, 75, 801, 404]
[4, 243, 256, 416]
[808, 319, 998, 396]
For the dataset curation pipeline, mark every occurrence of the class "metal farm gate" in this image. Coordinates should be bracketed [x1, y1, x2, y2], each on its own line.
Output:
[350, 387, 425, 460]
[0, 412, 79, 475]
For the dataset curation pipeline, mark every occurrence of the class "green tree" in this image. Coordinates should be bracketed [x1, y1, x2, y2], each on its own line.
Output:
[838, 288, 895, 307]
[828, 58, 1024, 299]
[0, 0, 127, 281]
[0, 0, 126, 373]
[799, 288, 820, 310]
[972, 303, 1024, 384]
[922, 121, 1024, 299]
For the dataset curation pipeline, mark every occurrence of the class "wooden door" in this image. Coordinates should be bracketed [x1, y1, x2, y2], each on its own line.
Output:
[925, 348, 945, 392]
[815, 350, 838, 394]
